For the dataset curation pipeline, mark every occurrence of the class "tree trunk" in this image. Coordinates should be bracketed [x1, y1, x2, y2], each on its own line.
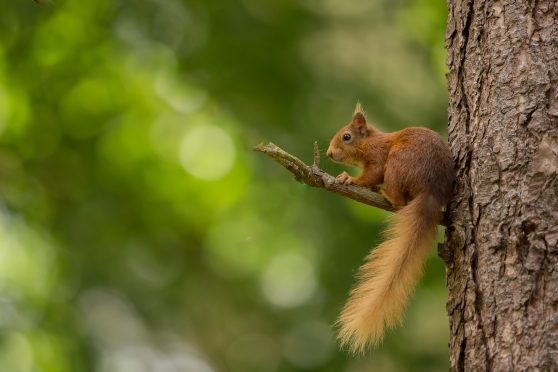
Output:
[443, 0, 558, 370]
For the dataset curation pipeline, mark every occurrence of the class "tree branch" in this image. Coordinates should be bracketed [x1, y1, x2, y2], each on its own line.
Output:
[254, 142, 449, 226]
[253, 142, 396, 213]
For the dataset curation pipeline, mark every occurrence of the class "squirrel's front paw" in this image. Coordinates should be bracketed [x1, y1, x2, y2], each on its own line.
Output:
[336, 171, 353, 185]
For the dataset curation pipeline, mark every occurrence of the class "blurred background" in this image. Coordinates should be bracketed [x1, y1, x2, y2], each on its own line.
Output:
[0, 0, 449, 371]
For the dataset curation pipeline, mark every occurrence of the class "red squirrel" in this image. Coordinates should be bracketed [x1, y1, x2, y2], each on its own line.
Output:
[327, 103, 454, 353]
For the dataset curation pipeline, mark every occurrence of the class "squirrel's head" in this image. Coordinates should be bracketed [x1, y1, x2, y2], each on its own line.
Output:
[327, 103, 373, 167]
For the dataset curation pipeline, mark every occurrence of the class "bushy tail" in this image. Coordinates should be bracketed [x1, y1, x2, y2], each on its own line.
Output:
[337, 193, 441, 354]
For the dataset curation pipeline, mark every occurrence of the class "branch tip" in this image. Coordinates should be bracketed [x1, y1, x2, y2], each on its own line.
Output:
[313, 141, 320, 167]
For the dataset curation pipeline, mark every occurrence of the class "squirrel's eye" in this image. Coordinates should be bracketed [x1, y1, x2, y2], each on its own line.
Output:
[342, 133, 352, 141]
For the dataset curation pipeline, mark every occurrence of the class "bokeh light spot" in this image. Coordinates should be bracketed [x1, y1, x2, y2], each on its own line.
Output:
[79, 289, 146, 348]
[179, 125, 235, 180]
[260, 252, 318, 308]
[0, 211, 56, 303]
[155, 68, 207, 114]
[0, 332, 33, 372]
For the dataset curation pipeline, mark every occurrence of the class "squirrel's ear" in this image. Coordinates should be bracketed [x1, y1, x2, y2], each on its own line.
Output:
[352, 112, 367, 135]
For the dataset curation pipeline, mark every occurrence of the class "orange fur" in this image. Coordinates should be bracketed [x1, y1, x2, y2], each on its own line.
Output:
[327, 103, 454, 353]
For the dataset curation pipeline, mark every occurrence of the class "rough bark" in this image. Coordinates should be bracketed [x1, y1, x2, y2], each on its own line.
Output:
[443, 0, 558, 371]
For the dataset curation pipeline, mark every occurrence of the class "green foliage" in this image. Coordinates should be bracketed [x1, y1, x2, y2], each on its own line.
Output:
[0, 0, 448, 370]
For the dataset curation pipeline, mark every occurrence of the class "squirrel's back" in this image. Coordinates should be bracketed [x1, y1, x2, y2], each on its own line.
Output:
[383, 127, 454, 205]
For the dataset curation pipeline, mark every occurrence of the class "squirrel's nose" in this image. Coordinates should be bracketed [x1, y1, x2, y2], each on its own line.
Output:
[326, 148, 333, 158]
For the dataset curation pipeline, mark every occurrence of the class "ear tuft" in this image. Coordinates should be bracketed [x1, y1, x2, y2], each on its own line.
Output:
[353, 101, 364, 116]
[351, 104, 367, 134]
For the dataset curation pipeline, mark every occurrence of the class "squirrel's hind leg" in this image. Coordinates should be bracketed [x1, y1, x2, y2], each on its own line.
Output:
[380, 187, 407, 208]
